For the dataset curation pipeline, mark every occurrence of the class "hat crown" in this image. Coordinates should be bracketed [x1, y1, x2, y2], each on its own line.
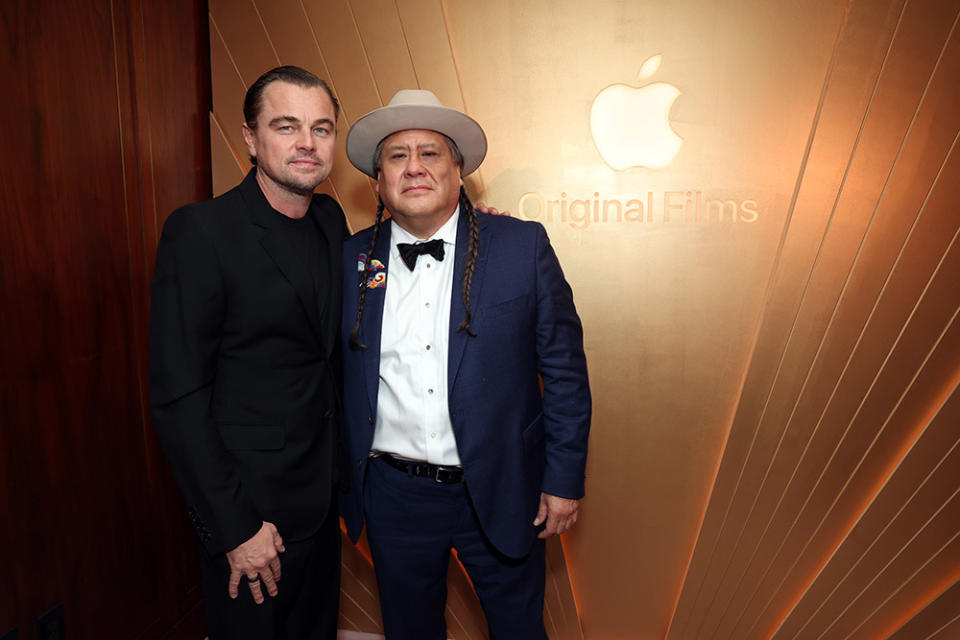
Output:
[346, 88, 487, 178]
[388, 89, 443, 108]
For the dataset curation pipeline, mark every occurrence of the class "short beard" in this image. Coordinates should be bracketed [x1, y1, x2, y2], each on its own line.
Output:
[277, 178, 316, 197]
[268, 163, 325, 197]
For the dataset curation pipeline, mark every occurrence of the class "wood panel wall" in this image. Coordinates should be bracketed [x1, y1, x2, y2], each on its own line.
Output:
[0, 1, 210, 638]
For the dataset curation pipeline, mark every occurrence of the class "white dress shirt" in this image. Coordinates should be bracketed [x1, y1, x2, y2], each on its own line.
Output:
[372, 207, 461, 465]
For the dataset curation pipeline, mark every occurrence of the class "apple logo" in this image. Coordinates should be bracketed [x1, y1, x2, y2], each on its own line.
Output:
[590, 54, 682, 171]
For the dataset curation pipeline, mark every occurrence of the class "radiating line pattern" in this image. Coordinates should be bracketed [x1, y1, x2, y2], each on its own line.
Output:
[666, 0, 960, 638]
[209, 0, 960, 638]
[208, 1, 582, 637]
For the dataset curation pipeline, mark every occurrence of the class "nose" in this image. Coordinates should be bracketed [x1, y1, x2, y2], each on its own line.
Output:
[296, 127, 315, 151]
[403, 152, 426, 176]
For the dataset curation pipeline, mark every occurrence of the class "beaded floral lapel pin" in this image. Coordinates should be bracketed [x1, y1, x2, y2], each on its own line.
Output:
[357, 254, 386, 289]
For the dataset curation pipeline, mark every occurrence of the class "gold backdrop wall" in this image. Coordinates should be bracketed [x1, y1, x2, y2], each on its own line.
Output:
[208, 1, 960, 638]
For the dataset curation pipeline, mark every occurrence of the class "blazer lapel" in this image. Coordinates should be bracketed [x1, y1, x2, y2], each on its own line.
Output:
[310, 198, 341, 358]
[312, 217, 333, 355]
[360, 220, 392, 417]
[448, 213, 487, 392]
[239, 170, 325, 347]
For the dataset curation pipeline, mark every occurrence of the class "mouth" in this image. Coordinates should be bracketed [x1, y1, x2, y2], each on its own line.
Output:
[402, 185, 431, 193]
[289, 158, 321, 168]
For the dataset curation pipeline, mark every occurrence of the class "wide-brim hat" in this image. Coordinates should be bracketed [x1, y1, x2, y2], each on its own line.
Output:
[346, 89, 487, 178]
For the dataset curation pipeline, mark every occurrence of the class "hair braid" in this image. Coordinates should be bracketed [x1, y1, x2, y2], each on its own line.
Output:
[349, 200, 385, 350]
[456, 186, 479, 337]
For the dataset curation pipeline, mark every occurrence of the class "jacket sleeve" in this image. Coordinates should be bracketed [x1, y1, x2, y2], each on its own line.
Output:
[533, 223, 592, 499]
[149, 208, 261, 555]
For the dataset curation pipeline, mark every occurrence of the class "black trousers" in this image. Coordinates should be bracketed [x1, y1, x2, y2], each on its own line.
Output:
[199, 503, 341, 640]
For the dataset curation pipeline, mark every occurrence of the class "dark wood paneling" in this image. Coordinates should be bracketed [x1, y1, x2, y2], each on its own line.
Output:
[0, 0, 209, 638]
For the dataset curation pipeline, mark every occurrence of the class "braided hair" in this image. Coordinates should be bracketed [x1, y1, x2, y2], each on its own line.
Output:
[456, 185, 479, 337]
[348, 184, 480, 350]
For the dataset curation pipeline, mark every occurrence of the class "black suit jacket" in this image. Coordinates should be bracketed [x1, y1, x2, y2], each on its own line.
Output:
[149, 169, 347, 555]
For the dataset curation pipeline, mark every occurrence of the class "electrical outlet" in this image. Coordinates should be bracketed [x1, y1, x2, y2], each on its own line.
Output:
[36, 604, 64, 640]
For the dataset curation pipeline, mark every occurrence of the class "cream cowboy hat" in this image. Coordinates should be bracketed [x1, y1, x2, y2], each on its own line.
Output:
[346, 89, 487, 178]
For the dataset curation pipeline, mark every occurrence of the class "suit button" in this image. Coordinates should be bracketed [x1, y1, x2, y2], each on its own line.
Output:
[357, 458, 363, 469]
[368, 416, 373, 424]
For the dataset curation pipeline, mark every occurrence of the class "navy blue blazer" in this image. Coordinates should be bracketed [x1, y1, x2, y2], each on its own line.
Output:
[340, 212, 591, 558]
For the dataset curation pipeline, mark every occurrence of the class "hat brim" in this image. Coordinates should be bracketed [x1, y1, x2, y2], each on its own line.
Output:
[346, 103, 487, 178]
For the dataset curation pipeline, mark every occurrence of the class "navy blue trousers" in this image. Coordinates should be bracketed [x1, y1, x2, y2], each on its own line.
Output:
[364, 456, 548, 640]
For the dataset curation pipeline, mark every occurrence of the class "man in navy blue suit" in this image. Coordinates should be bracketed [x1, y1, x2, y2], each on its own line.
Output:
[339, 90, 591, 639]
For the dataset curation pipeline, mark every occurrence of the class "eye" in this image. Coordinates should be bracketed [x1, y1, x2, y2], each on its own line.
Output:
[278, 125, 294, 132]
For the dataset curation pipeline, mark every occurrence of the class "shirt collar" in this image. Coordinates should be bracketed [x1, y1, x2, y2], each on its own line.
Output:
[391, 205, 460, 250]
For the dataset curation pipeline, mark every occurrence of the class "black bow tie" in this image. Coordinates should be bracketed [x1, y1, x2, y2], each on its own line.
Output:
[397, 239, 445, 271]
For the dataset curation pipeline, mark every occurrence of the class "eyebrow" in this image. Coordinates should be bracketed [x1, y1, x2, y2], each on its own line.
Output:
[267, 116, 334, 129]
[383, 141, 442, 152]
[268, 116, 300, 127]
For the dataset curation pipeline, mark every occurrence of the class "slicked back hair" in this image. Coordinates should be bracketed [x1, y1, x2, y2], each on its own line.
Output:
[349, 134, 479, 350]
[243, 65, 340, 165]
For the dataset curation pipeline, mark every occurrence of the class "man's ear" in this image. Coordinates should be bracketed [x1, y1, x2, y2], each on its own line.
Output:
[241, 123, 257, 160]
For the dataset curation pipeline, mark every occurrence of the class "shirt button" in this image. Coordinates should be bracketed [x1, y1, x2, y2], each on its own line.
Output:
[426, 263, 431, 269]
[425, 302, 431, 308]
[427, 388, 434, 394]
[426, 344, 431, 350]
[430, 432, 437, 438]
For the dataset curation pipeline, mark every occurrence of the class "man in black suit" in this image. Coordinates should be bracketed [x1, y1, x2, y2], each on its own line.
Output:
[149, 66, 346, 639]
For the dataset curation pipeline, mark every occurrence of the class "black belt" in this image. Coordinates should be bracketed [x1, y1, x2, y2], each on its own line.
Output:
[379, 453, 465, 484]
